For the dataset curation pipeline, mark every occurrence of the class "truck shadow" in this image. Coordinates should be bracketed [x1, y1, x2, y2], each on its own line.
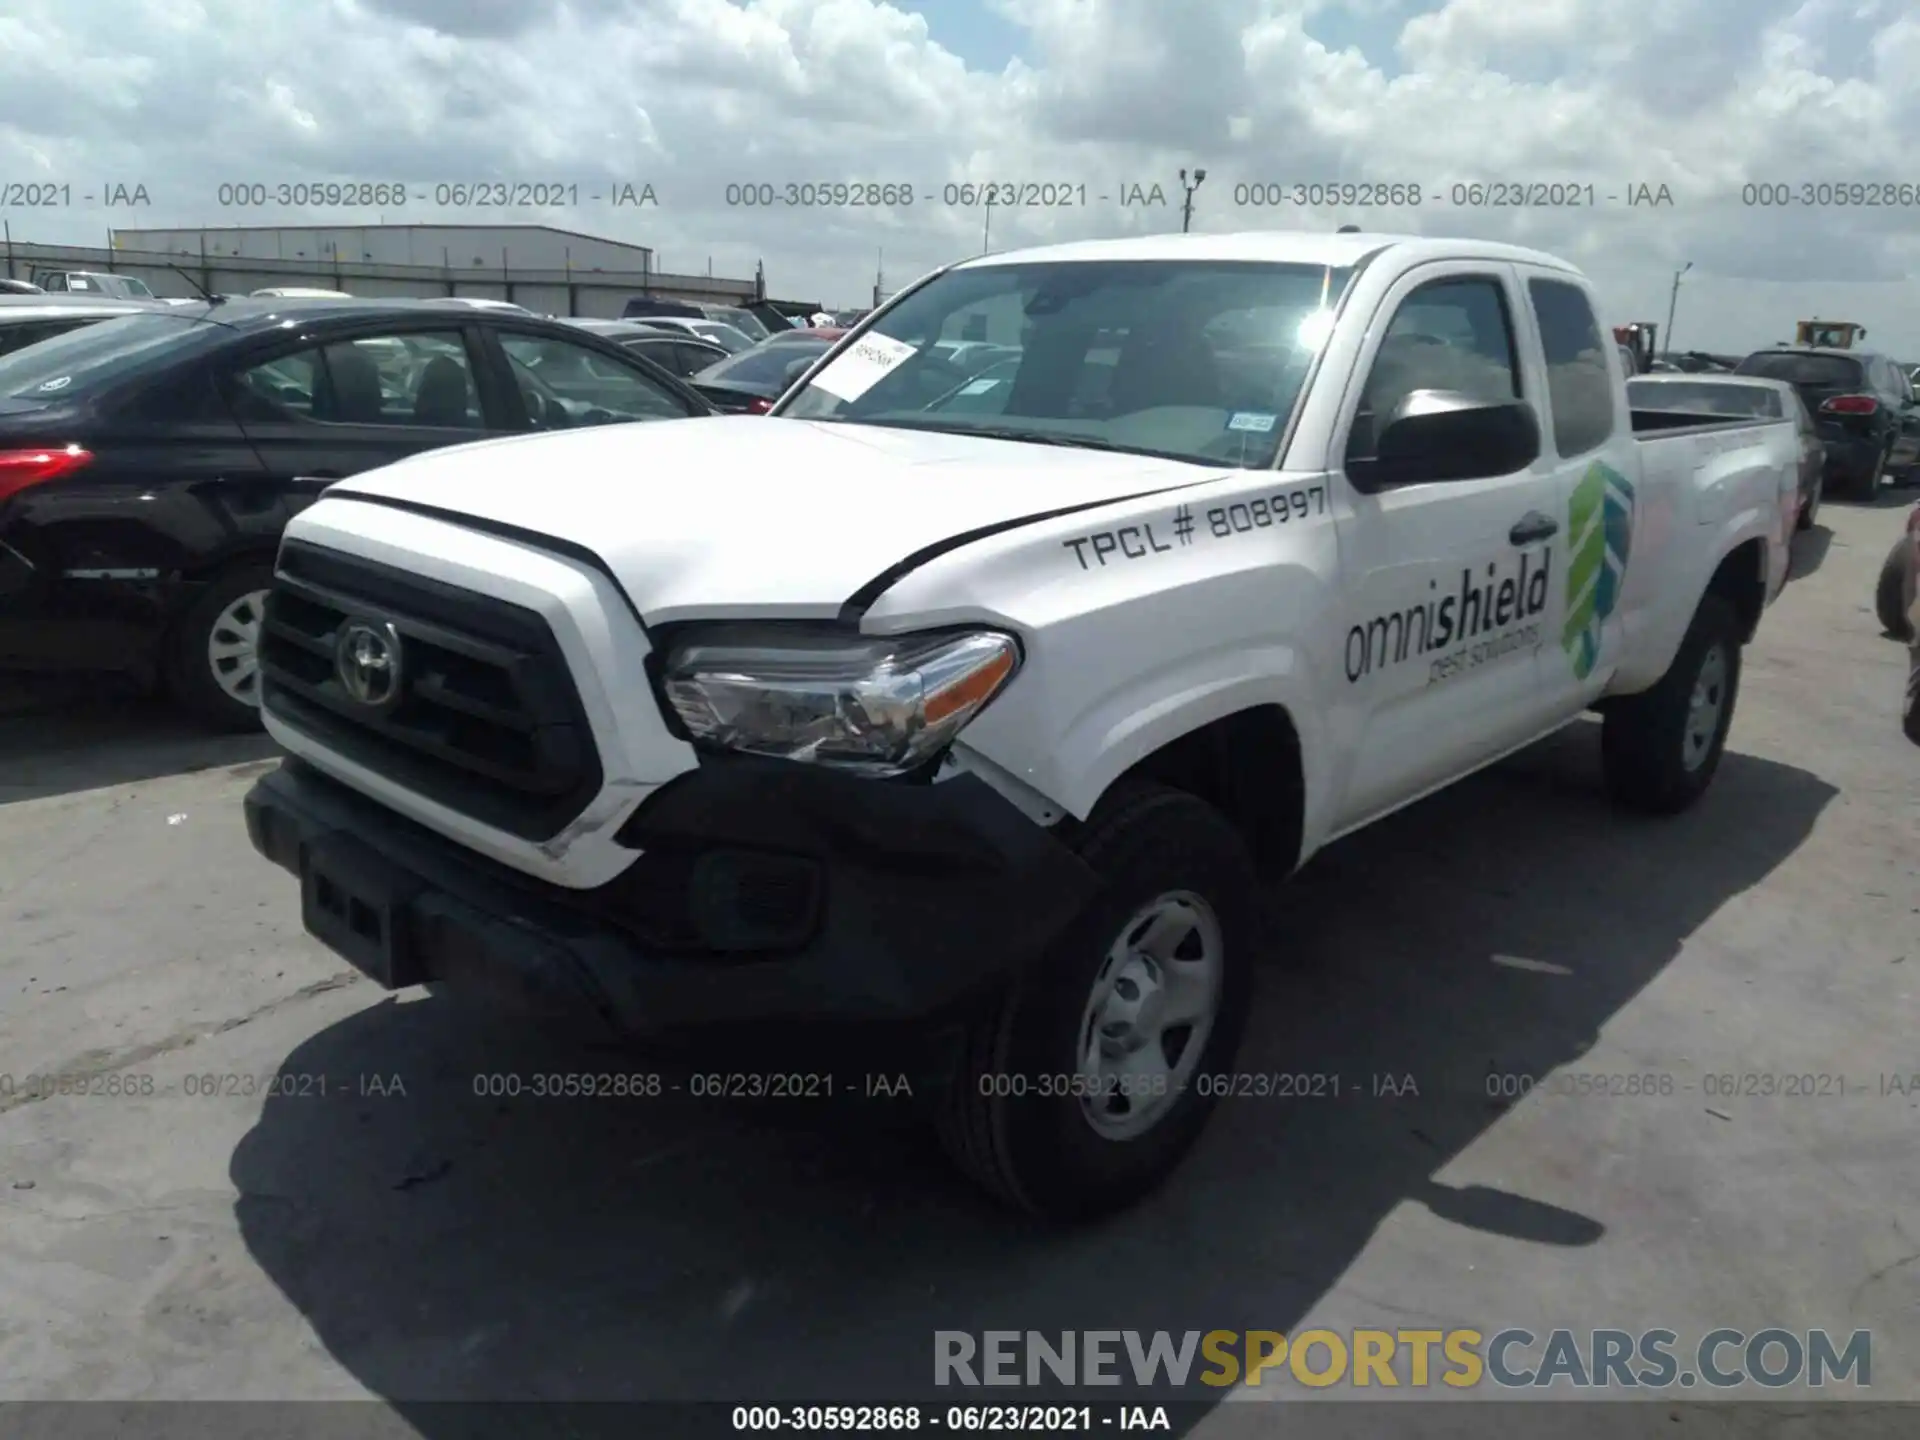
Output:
[1787, 523, 1832, 580]
[227, 723, 1834, 1429]
[0, 688, 277, 805]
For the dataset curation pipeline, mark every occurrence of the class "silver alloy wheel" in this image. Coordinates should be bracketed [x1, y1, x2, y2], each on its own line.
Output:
[1682, 642, 1728, 772]
[207, 588, 270, 707]
[1075, 889, 1223, 1141]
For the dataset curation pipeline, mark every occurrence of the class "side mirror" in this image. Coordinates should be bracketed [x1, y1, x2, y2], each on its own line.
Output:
[1355, 391, 1541, 488]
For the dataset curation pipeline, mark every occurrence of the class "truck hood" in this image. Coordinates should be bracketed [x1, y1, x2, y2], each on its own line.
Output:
[324, 416, 1222, 621]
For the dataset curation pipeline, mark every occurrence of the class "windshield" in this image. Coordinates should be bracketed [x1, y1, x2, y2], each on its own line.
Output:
[690, 321, 755, 353]
[1736, 352, 1863, 388]
[780, 259, 1354, 467]
[708, 307, 770, 341]
[0, 311, 220, 400]
[701, 338, 832, 385]
[1628, 380, 1781, 417]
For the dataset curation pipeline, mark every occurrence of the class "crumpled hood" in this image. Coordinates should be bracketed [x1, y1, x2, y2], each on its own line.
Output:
[322, 416, 1221, 621]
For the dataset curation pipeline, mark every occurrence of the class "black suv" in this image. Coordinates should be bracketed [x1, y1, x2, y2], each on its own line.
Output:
[0, 298, 711, 729]
[1734, 345, 1920, 499]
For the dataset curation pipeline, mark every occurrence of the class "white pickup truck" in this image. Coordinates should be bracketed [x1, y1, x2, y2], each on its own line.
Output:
[243, 231, 1798, 1219]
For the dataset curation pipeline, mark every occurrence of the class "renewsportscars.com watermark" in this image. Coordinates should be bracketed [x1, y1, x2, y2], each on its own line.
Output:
[934, 1328, 1872, 1391]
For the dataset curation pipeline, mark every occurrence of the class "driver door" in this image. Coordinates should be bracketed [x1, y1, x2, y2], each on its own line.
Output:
[1327, 262, 1566, 831]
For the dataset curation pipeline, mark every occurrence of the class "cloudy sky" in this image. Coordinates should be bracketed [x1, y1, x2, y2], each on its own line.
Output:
[3, 0, 1919, 354]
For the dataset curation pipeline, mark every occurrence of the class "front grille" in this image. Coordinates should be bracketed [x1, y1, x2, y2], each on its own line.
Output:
[259, 540, 603, 841]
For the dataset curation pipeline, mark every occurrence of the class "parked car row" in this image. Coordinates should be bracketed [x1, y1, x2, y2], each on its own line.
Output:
[0, 297, 714, 727]
[3, 272, 1913, 742]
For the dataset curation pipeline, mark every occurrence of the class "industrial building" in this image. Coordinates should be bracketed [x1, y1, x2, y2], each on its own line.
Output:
[3, 223, 812, 317]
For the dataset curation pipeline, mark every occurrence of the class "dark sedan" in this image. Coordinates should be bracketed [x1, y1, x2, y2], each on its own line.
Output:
[689, 332, 839, 413]
[0, 297, 711, 728]
[1734, 346, 1920, 500]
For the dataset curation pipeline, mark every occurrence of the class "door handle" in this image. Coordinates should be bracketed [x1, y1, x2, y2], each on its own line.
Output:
[1509, 512, 1558, 545]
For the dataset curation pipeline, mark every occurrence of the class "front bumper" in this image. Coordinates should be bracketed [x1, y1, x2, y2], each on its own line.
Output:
[244, 756, 1098, 1036]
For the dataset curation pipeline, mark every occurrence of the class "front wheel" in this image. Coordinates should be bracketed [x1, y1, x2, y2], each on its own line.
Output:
[935, 783, 1258, 1220]
[1601, 595, 1741, 814]
[165, 564, 274, 731]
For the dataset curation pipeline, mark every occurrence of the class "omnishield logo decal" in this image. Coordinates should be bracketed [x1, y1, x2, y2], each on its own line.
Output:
[1343, 550, 1552, 686]
[1562, 460, 1636, 680]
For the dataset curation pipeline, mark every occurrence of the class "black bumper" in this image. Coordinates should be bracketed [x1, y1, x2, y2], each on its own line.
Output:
[1819, 430, 1880, 482]
[244, 757, 1098, 1036]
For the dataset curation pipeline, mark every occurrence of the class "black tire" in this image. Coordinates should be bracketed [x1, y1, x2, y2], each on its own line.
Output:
[1796, 475, 1820, 531]
[164, 563, 275, 731]
[1857, 444, 1887, 502]
[935, 782, 1258, 1220]
[1876, 536, 1916, 641]
[1601, 595, 1742, 815]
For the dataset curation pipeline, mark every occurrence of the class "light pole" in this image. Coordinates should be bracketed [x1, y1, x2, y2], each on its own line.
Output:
[1179, 168, 1207, 233]
[1664, 261, 1691, 358]
[982, 189, 994, 253]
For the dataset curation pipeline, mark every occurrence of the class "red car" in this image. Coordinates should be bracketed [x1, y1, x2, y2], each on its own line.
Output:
[1878, 502, 1920, 640]
[1883, 502, 1920, 743]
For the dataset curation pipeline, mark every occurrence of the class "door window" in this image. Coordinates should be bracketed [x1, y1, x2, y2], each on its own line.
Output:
[1348, 276, 1520, 462]
[498, 333, 690, 428]
[229, 330, 482, 427]
[1527, 278, 1616, 457]
[673, 343, 723, 377]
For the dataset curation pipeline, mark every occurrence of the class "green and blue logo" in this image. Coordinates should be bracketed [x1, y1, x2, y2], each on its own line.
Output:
[1562, 460, 1635, 680]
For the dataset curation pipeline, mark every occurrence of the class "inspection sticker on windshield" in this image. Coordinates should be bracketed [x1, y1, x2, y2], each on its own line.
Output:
[810, 333, 917, 401]
[959, 377, 1002, 396]
[1227, 410, 1276, 433]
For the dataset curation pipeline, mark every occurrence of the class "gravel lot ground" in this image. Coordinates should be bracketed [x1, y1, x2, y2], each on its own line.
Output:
[0, 497, 1914, 1431]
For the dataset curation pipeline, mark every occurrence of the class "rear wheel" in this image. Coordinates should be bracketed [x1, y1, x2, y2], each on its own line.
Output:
[165, 563, 274, 731]
[1858, 444, 1887, 502]
[935, 782, 1257, 1220]
[1796, 474, 1820, 531]
[1601, 596, 1741, 815]
[1876, 537, 1915, 641]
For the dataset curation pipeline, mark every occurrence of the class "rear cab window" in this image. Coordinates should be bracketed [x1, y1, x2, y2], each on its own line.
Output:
[1527, 277, 1615, 456]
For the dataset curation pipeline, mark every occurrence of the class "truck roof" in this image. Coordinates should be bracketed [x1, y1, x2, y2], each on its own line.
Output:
[961, 230, 1584, 274]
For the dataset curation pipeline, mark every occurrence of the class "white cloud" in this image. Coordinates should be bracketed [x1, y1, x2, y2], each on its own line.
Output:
[0, 0, 1916, 352]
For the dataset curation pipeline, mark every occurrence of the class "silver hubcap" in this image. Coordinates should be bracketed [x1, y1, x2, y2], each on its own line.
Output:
[1076, 890, 1223, 1141]
[1682, 643, 1727, 772]
[207, 589, 269, 706]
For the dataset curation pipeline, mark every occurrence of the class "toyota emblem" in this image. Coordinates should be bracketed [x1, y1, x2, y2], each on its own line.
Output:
[334, 619, 405, 708]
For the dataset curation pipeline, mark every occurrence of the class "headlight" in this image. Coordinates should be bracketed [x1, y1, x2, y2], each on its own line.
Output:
[661, 626, 1020, 775]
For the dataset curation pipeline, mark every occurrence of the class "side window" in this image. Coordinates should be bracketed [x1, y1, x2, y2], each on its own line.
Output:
[675, 343, 721, 377]
[0, 321, 63, 357]
[498, 333, 689, 428]
[1527, 277, 1615, 457]
[232, 350, 322, 420]
[229, 330, 481, 427]
[1348, 276, 1519, 462]
[42, 274, 68, 292]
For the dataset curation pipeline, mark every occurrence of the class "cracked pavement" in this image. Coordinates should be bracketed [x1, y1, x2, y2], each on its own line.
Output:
[0, 500, 1915, 1427]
